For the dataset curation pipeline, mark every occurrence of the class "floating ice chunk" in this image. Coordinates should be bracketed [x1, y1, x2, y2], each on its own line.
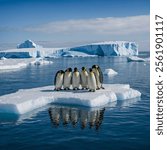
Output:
[30, 58, 53, 65]
[0, 58, 52, 71]
[0, 57, 7, 60]
[127, 56, 149, 62]
[0, 84, 141, 115]
[0, 58, 34, 70]
[104, 69, 118, 76]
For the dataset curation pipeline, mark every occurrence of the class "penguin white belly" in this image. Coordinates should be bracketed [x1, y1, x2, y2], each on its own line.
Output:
[80, 71, 88, 88]
[64, 72, 72, 88]
[88, 73, 96, 90]
[72, 72, 80, 88]
[55, 74, 64, 89]
[93, 69, 101, 89]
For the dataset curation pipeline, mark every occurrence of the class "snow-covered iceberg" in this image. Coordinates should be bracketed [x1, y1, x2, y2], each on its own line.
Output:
[17, 40, 41, 49]
[69, 41, 138, 56]
[0, 84, 141, 114]
[0, 41, 138, 58]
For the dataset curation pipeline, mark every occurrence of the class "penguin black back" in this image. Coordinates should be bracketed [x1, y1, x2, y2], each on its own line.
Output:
[54, 70, 64, 85]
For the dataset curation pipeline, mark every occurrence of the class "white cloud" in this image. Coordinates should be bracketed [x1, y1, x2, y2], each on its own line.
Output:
[25, 15, 150, 35]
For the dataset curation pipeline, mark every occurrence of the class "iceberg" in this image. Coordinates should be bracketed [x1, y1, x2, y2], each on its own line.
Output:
[0, 84, 141, 115]
[17, 40, 41, 49]
[69, 41, 138, 56]
[0, 41, 138, 58]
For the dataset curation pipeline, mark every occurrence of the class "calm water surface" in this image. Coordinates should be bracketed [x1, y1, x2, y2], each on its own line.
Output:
[0, 53, 150, 150]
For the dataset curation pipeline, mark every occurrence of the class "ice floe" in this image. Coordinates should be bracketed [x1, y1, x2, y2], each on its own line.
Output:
[0, 58, 52, 71]
[0, 84, 141, 115]
[127, 56, 150, 62]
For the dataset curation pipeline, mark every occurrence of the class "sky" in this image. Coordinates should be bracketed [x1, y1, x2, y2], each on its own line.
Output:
[0, 0, 150, 50]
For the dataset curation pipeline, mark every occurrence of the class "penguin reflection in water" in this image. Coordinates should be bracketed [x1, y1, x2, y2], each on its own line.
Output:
[72, 67, 81, 90]
[48, 107, 61, 127]
[80, 67, 88, 90]
[64, 68, 72, 90]
[54, 70, 65, 91]
[92, 65, 104, 90]
[88, 68, 97, 92]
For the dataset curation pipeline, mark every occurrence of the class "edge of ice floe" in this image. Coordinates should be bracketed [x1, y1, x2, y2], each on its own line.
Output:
[0, 84, 141, 115]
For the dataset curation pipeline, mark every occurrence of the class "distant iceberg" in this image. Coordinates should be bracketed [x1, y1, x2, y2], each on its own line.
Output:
[69, 41, 138, 56]
[17, 40, 42, 49]
[0, 41, 138, 58]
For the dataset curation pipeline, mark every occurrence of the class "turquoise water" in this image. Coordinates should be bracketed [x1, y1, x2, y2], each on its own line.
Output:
[0, 53, 150, 150]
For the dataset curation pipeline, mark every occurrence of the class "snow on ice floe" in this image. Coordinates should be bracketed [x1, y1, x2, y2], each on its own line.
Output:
[17, 40, 42, 49]
[0, 41, 138, 58]
[127, 56, 150, 62]
[0, 84, 141, 114]
[0, 58, 52, 71]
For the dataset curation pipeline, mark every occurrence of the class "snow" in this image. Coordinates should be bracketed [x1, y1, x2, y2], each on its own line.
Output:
[127, 56, 150, 62]
[0, 58, 52, 71]
[17, 40, 41, 49]
[0, 41, 138, 58]
[104, 69, 118, 76]
[0, 84, 141, 114]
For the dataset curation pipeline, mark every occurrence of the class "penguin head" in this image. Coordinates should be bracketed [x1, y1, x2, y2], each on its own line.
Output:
[74, 67, 78, 72]
[66, 68, 72, 72]
[92, 65, 99, 69]
[89, 68, 93, 72]
[60, 70, 65, 74]
[82, 67, 86, 71]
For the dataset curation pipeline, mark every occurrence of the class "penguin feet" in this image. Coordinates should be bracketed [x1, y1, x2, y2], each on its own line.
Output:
[54, 88, 60, 91]
[82, 87, 88, 90]
[101, 86, 105, 89]
[96, 87, 100, 90]
[89, 89, 96, 92]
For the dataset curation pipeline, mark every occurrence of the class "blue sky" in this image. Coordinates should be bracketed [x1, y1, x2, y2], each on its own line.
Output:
[0, 0, 150, 50]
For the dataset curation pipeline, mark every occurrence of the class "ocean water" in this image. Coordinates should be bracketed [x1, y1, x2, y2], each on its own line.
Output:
[0, 53, 150, 150]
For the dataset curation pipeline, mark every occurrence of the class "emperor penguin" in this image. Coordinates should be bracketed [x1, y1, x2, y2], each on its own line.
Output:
[80, 67, 88, 90]
[88, 68, 97, 92]
[63, 68, 72, 90]
[72, 67, 81, 90]
[92, 65, 104, 90]
[54, 70, 64, 91]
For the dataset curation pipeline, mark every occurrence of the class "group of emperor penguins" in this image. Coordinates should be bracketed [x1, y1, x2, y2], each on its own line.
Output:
[54, 65, 104, 92]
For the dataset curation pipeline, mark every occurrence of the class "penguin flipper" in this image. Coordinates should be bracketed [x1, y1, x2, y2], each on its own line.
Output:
[98, 68, 103, 83]
[54, 72, 59, 85]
